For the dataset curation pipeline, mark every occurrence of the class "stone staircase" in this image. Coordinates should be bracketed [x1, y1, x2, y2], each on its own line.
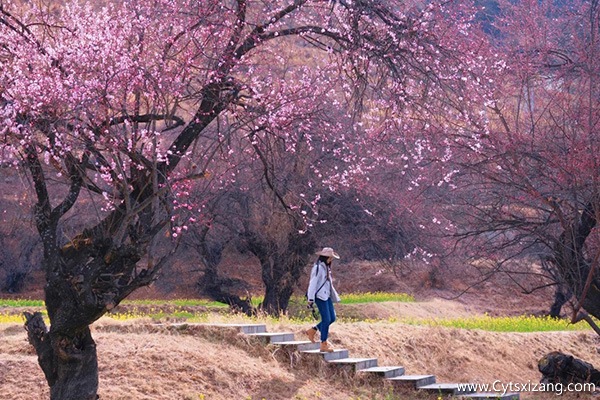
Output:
[206, 323, 520, 400]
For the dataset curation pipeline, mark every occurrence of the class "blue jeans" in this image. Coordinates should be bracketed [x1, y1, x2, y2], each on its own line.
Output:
[315, 297, 336, 342]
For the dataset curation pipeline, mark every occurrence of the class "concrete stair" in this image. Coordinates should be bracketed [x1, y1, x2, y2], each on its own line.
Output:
[270, 340, 320, 351]
[360, 366, 405, 378]
[328, 357, 378, 371]
[202, 323, 520, 400]
[246, 331, 295, 343]
[388, 374, 436, 388]
[419, 383, 475, 396]
[301, 348, 350, 361]
[205, 323, 267, 334]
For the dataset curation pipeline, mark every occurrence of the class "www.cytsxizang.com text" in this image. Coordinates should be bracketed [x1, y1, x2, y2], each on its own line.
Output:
[457, 380, 596, 396]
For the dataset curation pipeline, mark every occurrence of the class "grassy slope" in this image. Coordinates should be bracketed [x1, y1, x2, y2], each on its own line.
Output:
[2, 304, 599, 400]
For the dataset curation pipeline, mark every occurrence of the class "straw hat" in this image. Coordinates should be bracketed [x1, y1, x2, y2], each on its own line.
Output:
[315, 247, 340, 259]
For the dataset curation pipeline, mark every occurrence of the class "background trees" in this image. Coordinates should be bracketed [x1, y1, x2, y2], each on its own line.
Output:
[427, 0, 600, 325]
[0, 0, 491, 398]
[0, 183, 40, 293]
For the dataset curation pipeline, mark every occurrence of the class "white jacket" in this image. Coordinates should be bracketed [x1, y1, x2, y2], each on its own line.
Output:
[307, 260, 341, 302]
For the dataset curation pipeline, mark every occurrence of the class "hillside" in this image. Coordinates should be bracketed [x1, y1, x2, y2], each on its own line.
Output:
[1, 305, 598, 400]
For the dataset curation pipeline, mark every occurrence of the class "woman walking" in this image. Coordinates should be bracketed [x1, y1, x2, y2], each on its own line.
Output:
[305, 247, 341, 352]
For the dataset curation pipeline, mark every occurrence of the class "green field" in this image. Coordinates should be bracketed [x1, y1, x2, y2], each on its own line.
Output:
[1, 293, 593, 332]
[400, 314, 592, 332]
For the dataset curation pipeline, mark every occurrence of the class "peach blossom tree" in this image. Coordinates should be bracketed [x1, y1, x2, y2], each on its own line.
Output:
[425, 0, 600, 329]
[0, 0, 492, 398]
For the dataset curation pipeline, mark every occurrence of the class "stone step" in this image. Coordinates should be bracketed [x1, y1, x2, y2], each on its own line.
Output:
[246, 332, 295, 343]
[271, 340, 321, 351]
[302, 348, 350, 361]
[205, 323, 267, 334]
[461, 393, 520, 400]
[387, 374, 436, 388]
[328, 357, 378, 371]
[359, 366, 405, 378]
[419, 383, 475, 395]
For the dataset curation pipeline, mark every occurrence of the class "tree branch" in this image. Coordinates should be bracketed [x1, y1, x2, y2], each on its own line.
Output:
[23, 144, 53, 233]
[107, 113, 184, 129]
[51, 152, 86, 221]
[573, 311, 600, 337]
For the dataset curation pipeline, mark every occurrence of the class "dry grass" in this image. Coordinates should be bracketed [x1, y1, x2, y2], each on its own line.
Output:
[336, 298, 479, 321]
[1, 304, 600, 400]
[0, 261, 593, 399]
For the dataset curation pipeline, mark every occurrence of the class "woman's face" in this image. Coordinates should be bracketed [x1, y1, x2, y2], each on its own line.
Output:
[327, 256, 334, 263]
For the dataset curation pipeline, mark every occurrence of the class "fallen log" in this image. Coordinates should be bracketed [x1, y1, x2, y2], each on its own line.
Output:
[539, 351, 600, 385]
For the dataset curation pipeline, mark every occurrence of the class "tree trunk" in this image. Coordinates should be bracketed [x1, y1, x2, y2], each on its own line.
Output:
[25, 231, 149, 399]
[261, 280, 293, 315]
[259, 254, 297, 316]
[553, 199, 600, 320]
[260, 232, 314, 316]
[24, 312, 99, 400]
[549, 285, 571, 318]
[198, 272, 256, 316]
[194, 234, 256, 315]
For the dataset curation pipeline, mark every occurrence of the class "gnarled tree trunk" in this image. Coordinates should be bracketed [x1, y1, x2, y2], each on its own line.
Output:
[258, 226, 315, 316]
[192, 225, 256, 315]
[25, 312, 98, 400]
[23, 233, 146, 399]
